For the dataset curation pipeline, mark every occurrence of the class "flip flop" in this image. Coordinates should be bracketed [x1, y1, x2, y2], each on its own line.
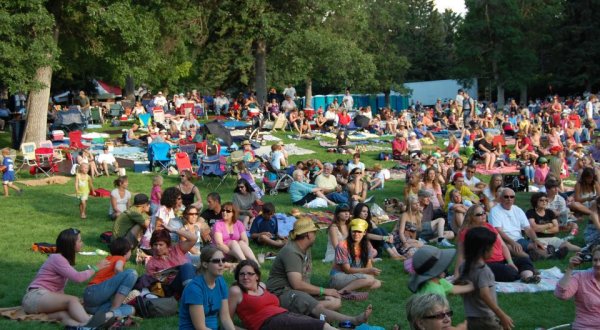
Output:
[340, 291, 369, 301]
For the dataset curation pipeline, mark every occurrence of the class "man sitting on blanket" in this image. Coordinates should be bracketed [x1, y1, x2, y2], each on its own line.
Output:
[315, 163, 349, 204]
[489, 188, 550, 261]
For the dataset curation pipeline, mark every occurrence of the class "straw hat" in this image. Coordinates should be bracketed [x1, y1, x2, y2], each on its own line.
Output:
[289, 217, 318, 239]
[241, 140, 251, 146]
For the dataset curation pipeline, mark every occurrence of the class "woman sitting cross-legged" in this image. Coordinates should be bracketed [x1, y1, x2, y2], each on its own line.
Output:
[179, 246, 235, 330]
[229, 260, 336, 330]
[22, 228, 112, 328]
[330, 218, 382, 295]
[212, 202, 259, 264]
[145, 226, 198, 298]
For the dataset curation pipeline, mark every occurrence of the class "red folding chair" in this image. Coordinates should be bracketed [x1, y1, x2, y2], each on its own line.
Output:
[175, 152, 193, 173]
[179, 103, 194, 116]
[31, 147, 59, 177]
[69, 131, 86, 149]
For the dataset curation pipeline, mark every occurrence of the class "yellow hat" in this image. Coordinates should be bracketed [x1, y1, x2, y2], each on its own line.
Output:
[290, 217, 318, 239]
[349, 218, 369, 233]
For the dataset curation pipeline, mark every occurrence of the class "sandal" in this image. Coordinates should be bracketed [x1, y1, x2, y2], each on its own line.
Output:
[340, 290, 369, 301]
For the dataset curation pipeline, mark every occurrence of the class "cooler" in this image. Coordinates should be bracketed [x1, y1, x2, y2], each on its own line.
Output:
[52, 130, 65, 141]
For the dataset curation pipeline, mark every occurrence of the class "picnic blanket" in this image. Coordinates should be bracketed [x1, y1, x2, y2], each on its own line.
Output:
[0, 306, 58, 324]
[254, 143, 315, 157]
[495, 267, 564, 293]
[476, 164, 519, 175]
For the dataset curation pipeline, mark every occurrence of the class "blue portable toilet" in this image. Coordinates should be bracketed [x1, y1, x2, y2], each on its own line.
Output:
[312, 95, 325, 110]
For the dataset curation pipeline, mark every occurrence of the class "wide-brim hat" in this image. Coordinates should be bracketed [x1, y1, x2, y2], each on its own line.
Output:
[241, 140, 251, 146]
[290, 216, 318, 239]
[408, 246, 456, 293]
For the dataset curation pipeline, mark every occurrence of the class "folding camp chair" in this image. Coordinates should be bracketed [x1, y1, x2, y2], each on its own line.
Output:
[153, 109, 165, 125]
[197, 155, 229, 189]
[138, 113, 152, 128]
[32, 147, 59, 177]
[175, 152, 193, 173]
[90, 107, 103, 124]
[39, 140, 53, 149]
[179, 143, 198, 166]
[16, 142, 37, 172]
[69, 130, 86, 149]
[272, 113, 288, 131]
[194, 103, 207, 119]
[110, 104, 124, 118]
[179, 103, 194, 116]
[148, 142, 172, 174]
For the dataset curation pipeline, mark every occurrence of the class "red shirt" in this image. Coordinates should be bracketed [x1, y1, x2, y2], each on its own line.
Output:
[338, 113, 351, 126]
[236, 287, 286, 330]
[88, 255, 126, 286]
[458, 223, 504, 263]
[145, 244, 188, 284]
[568, 113, 581, 128]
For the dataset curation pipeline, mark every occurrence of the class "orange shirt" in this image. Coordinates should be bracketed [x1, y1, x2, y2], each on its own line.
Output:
[88, 255, 126, 286]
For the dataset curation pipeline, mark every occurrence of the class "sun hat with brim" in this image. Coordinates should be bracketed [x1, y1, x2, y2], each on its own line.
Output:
[408, 245, 456, 293]
[349, 218, 369, 232]
[289, 217, 318, 239]
[241, 140, 251, 146]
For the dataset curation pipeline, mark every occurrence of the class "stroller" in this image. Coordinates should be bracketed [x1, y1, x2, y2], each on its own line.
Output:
[261, 157, 293, 195]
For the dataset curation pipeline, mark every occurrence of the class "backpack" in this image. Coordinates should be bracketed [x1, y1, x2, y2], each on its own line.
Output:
[135, 296, 178, 318]
[32, 242, 57, 254]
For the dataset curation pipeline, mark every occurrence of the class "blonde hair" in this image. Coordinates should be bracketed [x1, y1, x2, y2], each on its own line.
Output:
[153, 175, 163, 186]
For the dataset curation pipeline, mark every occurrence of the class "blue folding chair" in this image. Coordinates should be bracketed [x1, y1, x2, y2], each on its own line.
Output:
[138, 113, 152, 128]
[148, 142, 172, 174]
[197, 155, 229, 189]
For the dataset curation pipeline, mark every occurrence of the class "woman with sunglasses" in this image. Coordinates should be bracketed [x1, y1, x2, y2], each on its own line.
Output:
[454, 205, 539, 283]
[181, 205, 212, 266]
[405, 293, 464, 330]
[347, 168, 368, 207]
[177, 170, 203, 210]
[22, 228, 112, 327]
[212, 202, 259, 264]
[232, 179, 260, 231]
[146, 226, 198, 298]
[229, 260, 335, 330]
[179, 246, 235, 330]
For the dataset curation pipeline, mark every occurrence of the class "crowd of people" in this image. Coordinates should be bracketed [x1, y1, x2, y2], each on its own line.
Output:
[12, 89, 600, 329]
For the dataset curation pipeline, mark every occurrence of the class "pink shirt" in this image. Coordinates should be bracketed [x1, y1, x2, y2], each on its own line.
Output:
[145, 244, 188, 283]
[212, 220, 246, 245]
[534, 166, 550, 185]
[555, 270, 600, 329]
[27, 254, 95, 293]
[150, 185, 162, 205]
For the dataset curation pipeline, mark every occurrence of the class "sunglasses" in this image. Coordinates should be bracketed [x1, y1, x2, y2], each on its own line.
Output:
[351, 230, 365, 234]
[503, 195, 515, 199]
[423, 310, 453, 320]
[475, 212, 486, 217]
[239, 272, 256, 277]
[222, 209, 233, 213]
[187, 213, 199, 216]
[209, 258, 226, 264]
[238, 186, 246, 189]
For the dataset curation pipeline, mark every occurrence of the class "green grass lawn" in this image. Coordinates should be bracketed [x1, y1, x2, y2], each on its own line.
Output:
[0, 126, 582, 329]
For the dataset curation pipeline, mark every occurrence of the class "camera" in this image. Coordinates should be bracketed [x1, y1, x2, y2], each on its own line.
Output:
[580, 252, 593, 263]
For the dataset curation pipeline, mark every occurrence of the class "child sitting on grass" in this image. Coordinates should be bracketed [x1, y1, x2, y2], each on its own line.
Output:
[408, 245, 474, 296]
[1, 147, 22, 197]
[458, 227, 513, 330]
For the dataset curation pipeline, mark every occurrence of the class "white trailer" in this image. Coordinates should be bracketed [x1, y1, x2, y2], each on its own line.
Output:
[403, 79, 478, 106]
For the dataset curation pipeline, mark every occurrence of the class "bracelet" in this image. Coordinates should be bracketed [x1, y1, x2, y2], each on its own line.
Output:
[319, 287, 324, 296]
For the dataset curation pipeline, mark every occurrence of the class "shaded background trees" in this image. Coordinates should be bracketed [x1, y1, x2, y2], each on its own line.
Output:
[2, 0, 600, 145]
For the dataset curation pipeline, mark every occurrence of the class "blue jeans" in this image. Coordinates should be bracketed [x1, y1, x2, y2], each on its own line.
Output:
[83, 269, 137, 317]
[165, 263, 196, 296]
[326, 191, 349, 204]
[523, 165, 534, 182]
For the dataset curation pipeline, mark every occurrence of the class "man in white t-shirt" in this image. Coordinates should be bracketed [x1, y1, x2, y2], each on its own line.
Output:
[463, 164, 486, 193]
[342, 89, 354, 110]
[96, 146, 120, 176]
[283, 84, 296, 99]
[315, 163, 348, 204]
[489, 188, 547, 260]
[153, 91, 168, 108]
[455, 89, 464, 114]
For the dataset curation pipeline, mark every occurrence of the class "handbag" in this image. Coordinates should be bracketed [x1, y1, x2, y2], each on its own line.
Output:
[135, 296, 178, 318]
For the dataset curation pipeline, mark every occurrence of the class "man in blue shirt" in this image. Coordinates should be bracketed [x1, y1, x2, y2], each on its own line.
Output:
[249, 202, 286, 248]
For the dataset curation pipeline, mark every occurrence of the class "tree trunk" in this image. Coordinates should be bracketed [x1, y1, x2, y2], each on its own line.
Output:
[519, 84, 527, 107]
[497, 84, 505, 109]
[22, 65, 53, 147]
[384, 90, 391, 109]
[254, 39, 267, 109]
[305, 78, 313, 109]
[125, 75, 135, 101]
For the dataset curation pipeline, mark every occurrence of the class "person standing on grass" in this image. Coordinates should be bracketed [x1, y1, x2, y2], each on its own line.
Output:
[75, 163, 94, 219]
[458, 226, 514, 330]
[22, 228, 112, 328]
[266, 217, 373, 325]
[83, 238, 137, 319]
[1, 147, 22, 197]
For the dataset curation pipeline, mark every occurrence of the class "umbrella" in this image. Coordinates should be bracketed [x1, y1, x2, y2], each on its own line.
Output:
[353, 115, 370, 129]
[205, 120, 233, 146]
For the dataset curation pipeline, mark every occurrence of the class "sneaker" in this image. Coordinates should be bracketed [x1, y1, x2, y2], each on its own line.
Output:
[438, 238, 454, 248]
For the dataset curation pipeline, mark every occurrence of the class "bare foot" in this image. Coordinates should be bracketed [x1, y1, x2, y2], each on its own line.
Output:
[353, 304, 373, 324]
